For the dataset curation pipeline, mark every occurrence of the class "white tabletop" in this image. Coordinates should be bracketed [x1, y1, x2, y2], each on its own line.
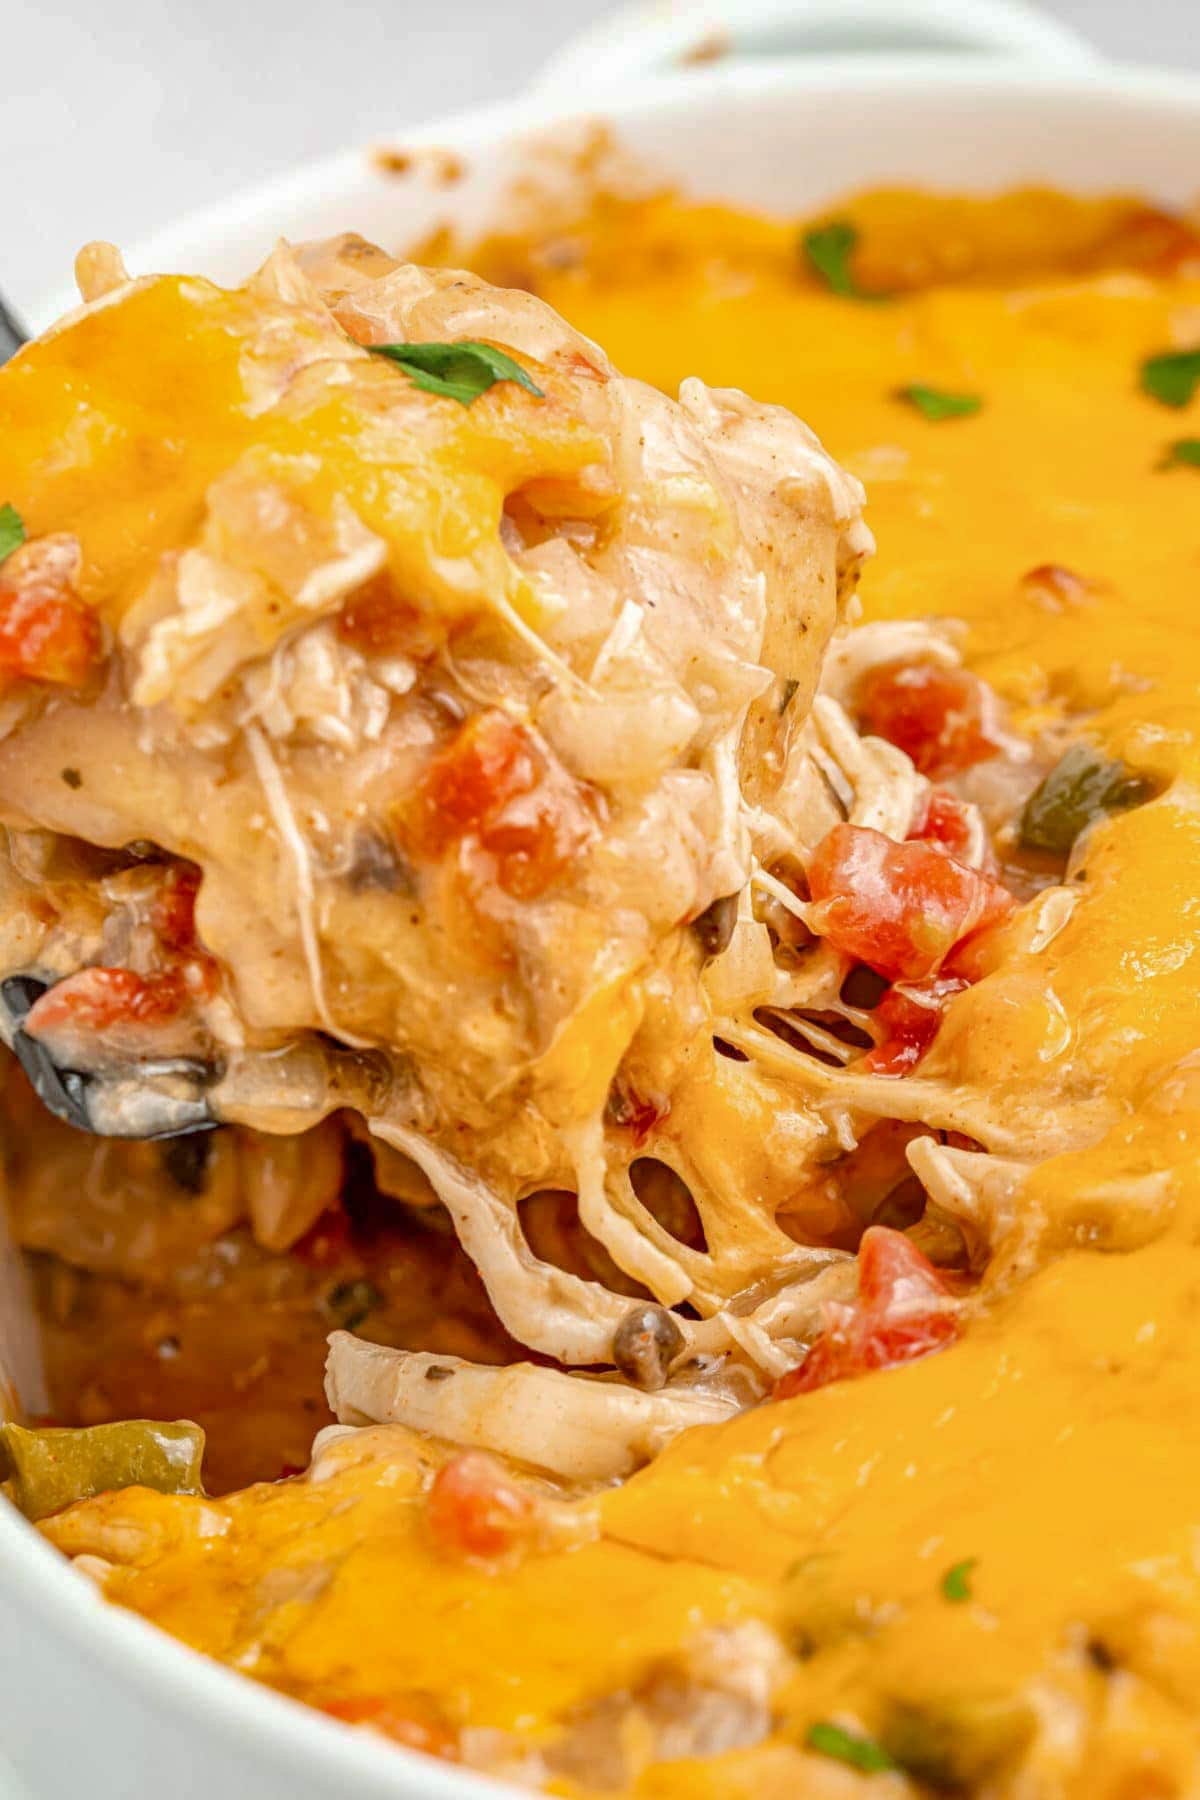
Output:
[6, 0, 1199, 318]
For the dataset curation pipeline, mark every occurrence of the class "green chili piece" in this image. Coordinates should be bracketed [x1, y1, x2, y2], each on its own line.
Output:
[0, 1419, 205, 1521]
[1019, 744, 1156, 856]
[882, 1694, 1035, 1789]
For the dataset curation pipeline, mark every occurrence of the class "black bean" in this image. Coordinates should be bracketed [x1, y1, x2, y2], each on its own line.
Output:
[612, 1304, 685, 1390]
[690, 892, 739, 958]
[840, 964, 889, 1010]
[345, 828, 414, 895]
[160, 1132, 214, 1195]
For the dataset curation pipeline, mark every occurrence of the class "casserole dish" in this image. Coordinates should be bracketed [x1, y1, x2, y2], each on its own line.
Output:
[4, 3, 1200, 1795]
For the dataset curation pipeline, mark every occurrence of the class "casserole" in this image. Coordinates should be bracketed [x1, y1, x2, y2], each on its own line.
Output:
[4, 3, 1200, 1796]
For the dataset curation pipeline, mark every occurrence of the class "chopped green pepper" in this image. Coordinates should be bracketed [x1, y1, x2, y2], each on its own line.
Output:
[882, 1694, 1035, 1790]
[0, 1419, 205, 1521]
[1019, 744, 1156, 856]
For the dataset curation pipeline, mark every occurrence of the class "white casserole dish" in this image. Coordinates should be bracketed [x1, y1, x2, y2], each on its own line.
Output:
[4, 3, 1200, 1794]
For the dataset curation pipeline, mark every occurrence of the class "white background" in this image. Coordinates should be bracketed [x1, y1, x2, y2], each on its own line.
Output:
[7, 0, 1199, 317]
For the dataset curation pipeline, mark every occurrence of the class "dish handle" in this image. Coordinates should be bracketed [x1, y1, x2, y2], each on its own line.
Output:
[533, 0, 1100, 94]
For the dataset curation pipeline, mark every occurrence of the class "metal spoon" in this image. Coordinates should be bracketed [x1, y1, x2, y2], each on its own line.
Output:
[0, 976, 218, 1139]
[0, 291, 27, 364]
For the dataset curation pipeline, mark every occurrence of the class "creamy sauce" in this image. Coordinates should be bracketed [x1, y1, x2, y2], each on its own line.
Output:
[21, 187, 1200, 1794]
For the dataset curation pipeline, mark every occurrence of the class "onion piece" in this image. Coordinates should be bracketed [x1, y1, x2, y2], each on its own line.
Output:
[324, 1334, 738, 1483]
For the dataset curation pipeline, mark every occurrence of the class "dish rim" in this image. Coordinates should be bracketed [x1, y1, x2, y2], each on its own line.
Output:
[8, 43, 1200, 1800]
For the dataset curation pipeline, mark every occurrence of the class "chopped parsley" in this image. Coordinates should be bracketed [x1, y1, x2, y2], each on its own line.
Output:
[941, 1556, 977, 1602]
[0, 502, 25, 563]
[1140, 348, 1200, 409]
[1161, 437, 1200, 470]
[368, 339, 543, 406]
[897, 383, 983, 422]
[806, 1721, 896, 1773]
[802, 221, 880, 300]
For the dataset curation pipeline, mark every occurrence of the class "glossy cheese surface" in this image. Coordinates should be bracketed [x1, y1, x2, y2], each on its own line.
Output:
[31, 188, 1200, 1795]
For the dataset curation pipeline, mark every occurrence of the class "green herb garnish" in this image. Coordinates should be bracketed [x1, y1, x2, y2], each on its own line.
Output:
[368, 340, 543, 406]
[802, 221, 881, 300]
[897, 383, 983, 422]
[806, 1721, 896, 1773]
[0, 502, 25, 563]
[1019, 744, 1156, 857]
[1140, 349, 1200, 409]
[941, 1556, 977, 1602]
[1161, 437, 1200, 469]
[322, 1278, 383, 1332]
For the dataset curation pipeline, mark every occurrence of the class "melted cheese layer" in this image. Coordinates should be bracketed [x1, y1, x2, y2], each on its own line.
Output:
[29, 188, 1200, 1795]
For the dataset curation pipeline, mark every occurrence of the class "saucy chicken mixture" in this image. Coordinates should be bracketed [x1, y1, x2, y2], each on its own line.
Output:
[1, 178, 1199, 1796]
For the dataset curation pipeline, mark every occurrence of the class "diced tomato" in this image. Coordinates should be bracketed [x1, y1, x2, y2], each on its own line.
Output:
[426, 1450, 537, 1560]
[24, 966, 187, 1038]
[321, 1696, 457, 1759]
[404, 710, 591, 899]
[147, 864, 220, 999]
[411, 711, 539, 854]
[808, 824, 1014, 983]
[907, 788, 974, 861]
[863, 976, 968, 1075]
[152, 865, 202, 953]
[474, 781, 592, 901]
[859, 658, 1001, 780]
[0, 576, 101, 690]
[605, 1082, 668, 1147]
[337, 571, 438, 661]
[774, 1225, 959, 1399]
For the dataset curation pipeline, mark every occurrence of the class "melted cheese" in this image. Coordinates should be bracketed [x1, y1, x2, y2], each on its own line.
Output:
[29, 190, 1200, 1794]
[0, 275, 607, 631]
[526, 194, 1200, 1234]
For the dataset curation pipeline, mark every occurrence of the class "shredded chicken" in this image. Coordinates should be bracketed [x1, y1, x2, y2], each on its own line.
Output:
[0, 235, 1113, 1485]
